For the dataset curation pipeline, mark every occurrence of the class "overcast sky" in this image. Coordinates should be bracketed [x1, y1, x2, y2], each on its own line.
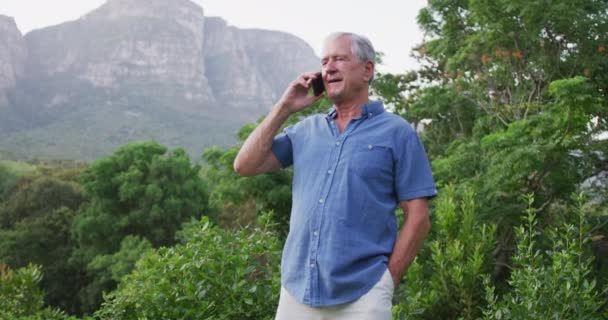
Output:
[0, 0, 427, 74]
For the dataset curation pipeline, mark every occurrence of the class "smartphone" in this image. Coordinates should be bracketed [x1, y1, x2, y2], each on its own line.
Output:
[311, 74, 325, 96]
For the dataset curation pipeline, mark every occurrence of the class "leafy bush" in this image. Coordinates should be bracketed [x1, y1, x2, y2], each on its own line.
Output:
[482, 194, 608, 319]
[393, 186, 496, 319]
[0, 264, 77, 320]
[96, 212, 282, 320]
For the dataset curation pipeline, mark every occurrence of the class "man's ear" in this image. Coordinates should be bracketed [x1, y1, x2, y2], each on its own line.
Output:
[363, 61, 375, 82]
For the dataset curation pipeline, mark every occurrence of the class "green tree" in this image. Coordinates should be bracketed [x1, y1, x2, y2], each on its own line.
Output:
[73, 141, 209, 257]
[405, 0, 608, 157]
[0, 176, 84, 229]
[71, 141, 210, 313]
[388, 0, 608, 284]
[87, 235, 152, 288]
[0, 172, 85, 314]
[0, 208, 83, 315]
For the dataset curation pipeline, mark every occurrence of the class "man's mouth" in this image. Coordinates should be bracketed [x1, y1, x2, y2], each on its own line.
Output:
[327, 79, 342, 84]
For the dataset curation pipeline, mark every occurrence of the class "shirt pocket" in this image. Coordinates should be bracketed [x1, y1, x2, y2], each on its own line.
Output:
[348, 144, 393, 178]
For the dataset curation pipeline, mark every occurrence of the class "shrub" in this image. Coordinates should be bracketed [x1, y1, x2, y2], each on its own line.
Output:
[96, 212, 282, 320]
[0, 264, 77, 319]
[393, 186, 496, 319]
[482, 194, 608, 319]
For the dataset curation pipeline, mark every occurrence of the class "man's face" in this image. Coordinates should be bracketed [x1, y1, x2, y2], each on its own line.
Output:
[321, 36, 372, 104]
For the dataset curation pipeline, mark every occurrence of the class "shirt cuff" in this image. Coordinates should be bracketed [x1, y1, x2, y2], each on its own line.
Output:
[398, 186, 438, 202]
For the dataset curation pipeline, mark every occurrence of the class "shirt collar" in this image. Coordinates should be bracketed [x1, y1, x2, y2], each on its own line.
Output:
[325, 100, 385, 120]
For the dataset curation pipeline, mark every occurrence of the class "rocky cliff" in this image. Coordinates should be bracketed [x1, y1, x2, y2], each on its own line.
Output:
[0, 0, 319, 160]
[0, 15, 26, 110]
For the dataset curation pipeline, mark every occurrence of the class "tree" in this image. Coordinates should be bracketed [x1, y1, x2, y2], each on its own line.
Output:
[392, 0, 608, 280]
[0, 173, 85, 314]
[0, 208, 84, 315]
[71, 141, 210, 313]
[403, 0, 608, 156]
[382, 0, 608, 316]
[0, 176, 83, 229]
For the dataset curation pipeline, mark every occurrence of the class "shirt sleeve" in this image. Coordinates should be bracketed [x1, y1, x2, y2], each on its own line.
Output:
[394, 130, 438, 202]
[271, 125, 294, 168]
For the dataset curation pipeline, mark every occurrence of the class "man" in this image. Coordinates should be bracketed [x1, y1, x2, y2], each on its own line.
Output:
[234, 32, 437, 319]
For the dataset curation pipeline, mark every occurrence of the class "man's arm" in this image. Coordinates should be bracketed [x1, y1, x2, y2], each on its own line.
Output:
[387, 198, 431, 288]
[233, 104, 291, 176]
[234, 72, 322, 177]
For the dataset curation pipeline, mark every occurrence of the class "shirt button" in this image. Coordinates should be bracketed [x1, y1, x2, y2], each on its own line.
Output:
[310, 263, 315, 268]
[313, 231, 318, 236]
[335, 141, 340, 146]
[319, 198, 324, 203]
[327, 170, 333, 175]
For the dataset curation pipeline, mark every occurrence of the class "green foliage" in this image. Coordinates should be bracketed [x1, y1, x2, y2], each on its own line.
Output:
[0, 264, 74, 320]
[74, 140, 209, 255]
[482, 194, 608, 319]
[72, 140, 210, 313]
[393, 186, 496, 319]
[96, 213, 282, 320]
[432, 78, 605, 230]
[0, 176, 84, 229]
[370, 71, 419, 112]
[406, 85, 478, 158]
[0, 264, 45, 316]
[409, 0, 608, 171]
[88, 235, 153, 286]
[0, 207, 83, 314]
[0, 168, 86, 314]
[0, 160, 37, 200]
[417, 0, 608, 99]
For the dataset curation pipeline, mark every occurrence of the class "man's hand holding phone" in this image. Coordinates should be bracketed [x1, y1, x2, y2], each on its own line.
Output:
[278, 72, 324, 115]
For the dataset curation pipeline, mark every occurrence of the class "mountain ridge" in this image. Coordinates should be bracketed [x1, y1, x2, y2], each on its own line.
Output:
[0, 0, 319, 160]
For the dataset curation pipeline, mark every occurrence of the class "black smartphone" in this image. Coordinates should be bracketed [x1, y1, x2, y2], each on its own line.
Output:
[311, 74, 325, 96]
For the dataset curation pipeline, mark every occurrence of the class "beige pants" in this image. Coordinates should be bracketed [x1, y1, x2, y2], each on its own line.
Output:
[275, 269, 394, 320]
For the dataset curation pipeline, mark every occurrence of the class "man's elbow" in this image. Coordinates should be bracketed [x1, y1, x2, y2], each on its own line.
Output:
[233, 159, 254, 177]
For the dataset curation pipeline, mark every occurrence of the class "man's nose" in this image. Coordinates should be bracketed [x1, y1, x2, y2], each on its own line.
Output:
[324, 60, 338, 73]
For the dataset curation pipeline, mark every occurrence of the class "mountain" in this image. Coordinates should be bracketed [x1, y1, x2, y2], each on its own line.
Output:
[0, 0, 319, 160]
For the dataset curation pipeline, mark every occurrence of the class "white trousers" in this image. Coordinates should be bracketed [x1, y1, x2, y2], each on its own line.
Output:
[275, 269, 394, 320]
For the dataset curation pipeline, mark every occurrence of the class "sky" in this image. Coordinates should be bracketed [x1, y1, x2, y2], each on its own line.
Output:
[0, 0, 428, 74]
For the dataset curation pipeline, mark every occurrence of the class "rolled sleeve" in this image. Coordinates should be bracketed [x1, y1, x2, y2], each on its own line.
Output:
[271, 126, 294, 168]
[394, 131, 437, 201]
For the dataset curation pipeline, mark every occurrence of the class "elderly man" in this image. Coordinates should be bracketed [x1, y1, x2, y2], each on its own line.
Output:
[234, 32, 437, 319]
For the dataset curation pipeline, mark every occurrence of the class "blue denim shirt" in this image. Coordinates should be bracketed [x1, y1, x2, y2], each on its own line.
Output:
[271, 100, 437, 307]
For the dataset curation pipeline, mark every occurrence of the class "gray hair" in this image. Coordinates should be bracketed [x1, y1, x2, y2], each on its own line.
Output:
[323, 32, 376, 82]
